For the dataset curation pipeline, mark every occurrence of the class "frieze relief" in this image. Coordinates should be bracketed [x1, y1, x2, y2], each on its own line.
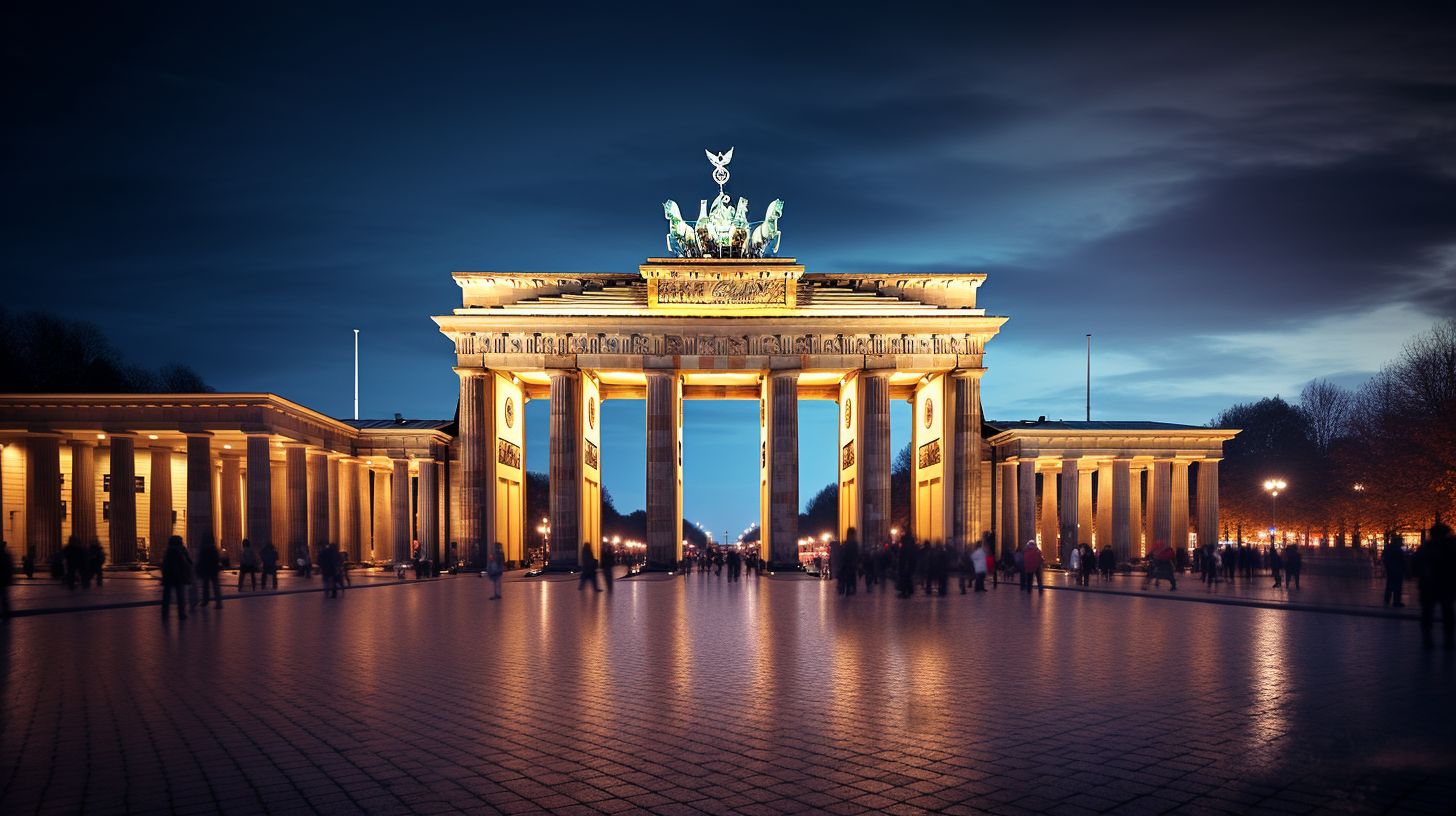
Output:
[917, 439, 942, 469]
[497, 438, 521, 469]
[457, 331, 984, 358]
[841, 440, 856, 470]
[657, 279, 786, 305]
[585, 441, 599, 471]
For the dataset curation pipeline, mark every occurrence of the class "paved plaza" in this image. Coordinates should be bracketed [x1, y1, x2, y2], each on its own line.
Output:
[3, 572, 1454, 816]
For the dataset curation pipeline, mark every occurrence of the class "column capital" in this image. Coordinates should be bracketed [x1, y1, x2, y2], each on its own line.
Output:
[454, 366, 489, 379]
[1199, 456, 1223, 464]
[183, 430, 214, 439]
[68, 437, 98, 448]
[98, 430, 136, 440]
[860, 368, 895, 380]
[768, 368, 801, 380]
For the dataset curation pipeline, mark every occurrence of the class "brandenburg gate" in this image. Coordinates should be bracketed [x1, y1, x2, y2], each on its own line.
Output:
[0, 151, 1234, 571]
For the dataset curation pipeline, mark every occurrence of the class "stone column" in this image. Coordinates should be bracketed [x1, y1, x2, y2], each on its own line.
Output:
[550, 370, 583, 568]
[1078, 465, 1095, 550]
[950, 370, 983, 545]
[1058, 457, 1079, 562]
[1038, 464, 1058, 558]
[372, 464, 392, 562]
[108, 434, 137, 563]
[644, 371, 681, 569]
[309, 450, 330, 559]
[185, 434, 214, 550]
[220, 453, 243, 552]
[456, 368, 489, 569]
[339, 458, 360, 561]
[1095, 461, 1113, 549]
[768, 370, 800, 568]
[1171, 460, 1190, 552]
[1112, 458, 1133, 564]
[859, 371, 892, 552]
[26, 435, 63, 563]
[392, 459, 411, 563]
[69, 440, 97, 549]
[1129, 464, 1145, 558]
[285, 443, 308, 565]
[418, 459, 439, 564]
[245, 434, 272, 551]
[1016, 459, 1036, 551]
[1198, 459, 1221, 548]
[149, 445, 173, 562]
[997, 460, 1017, 556]
[327, 455, 341, 552]
[1149, 458, 1172, 552]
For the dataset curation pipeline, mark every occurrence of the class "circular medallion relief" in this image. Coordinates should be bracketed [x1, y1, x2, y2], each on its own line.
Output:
[844, 398, 853, 429]
[924, 398, 934, 429]
[504, 396, 515, 429]
[588, 397, 596, 429]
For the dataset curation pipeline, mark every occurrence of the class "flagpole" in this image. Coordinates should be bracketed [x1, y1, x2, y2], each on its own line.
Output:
[1085, 334, 1091, 422]
[353, 329, 360, 420]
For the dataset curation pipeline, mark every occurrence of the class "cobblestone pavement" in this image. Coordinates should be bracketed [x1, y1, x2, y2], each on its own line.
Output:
[6, 569, 421, 615]
[1033, 568, 1412, 618]
[3, 572, 1454, 815]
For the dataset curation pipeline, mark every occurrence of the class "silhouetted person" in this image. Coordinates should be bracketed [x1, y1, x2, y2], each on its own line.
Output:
[487, 542, 505, 599]
[87, 539, 105, 587]
[1414, 522, 1456, 650]
[0, 541, 14, 621]
[238, 539, 259, 590]
[321, 543, 340, 598]
[1098, 545, 1114, 582]
[22, 547, 35, 580]
[1284, 544, 1302, 589]
[1269, 546, 1284, 588]
[1382, 538, 1406, 607]
[578, 543, 601, 592]
[840, 534, 859, 596]
[260, 541, 279, 589]
[600, 544, 616, 591]
[160, 536, 191, 620]
[196, 536, 222, 608]
[62, 535, 85, 590]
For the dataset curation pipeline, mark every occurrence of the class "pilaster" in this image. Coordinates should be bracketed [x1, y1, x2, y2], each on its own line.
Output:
[185, 433, 214, 549]
[244, 434, 272, 551]
[108, 433, 138, 563]
[767, 370, 800, 569]
[69, 440, 98, 549]
[149, 443, 174, 563]
[25, 434, 63, 563]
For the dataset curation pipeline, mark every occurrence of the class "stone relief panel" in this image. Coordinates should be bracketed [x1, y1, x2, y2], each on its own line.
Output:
[841, 440, 856, 470]
[456, 331, 984, 359]
[497, 438, 521, 469]
[917, 439, 942, 469]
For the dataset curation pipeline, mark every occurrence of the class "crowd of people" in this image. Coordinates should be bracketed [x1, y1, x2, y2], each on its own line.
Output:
[2, 521, 1455, 645]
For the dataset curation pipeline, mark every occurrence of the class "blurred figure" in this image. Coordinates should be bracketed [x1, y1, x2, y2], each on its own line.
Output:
[1284, 543, 1302, 590]
[578, 543, 600, 592]
[62, 535, 85, 590]
[196, 536, 222, 608]
[601, 543, 616, 591]
[970, 537, 988, 593]
[487, 542, 505, 599]
[237, 539, 259, 590]
[22, 547, 35, 580]
[0, 541, 14, 620]
[160, 536, 191, 620]
[86, 538, 105, 587]
[1414, 522, 1456, 650]
[260, 540, 280, 590]
[839, 532, 858, 596]
[1382, 537, 1406, 608]
[1021, 540, 1043, 592]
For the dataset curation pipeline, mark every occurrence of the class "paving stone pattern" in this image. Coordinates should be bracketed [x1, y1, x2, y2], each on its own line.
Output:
[2, 572, 1454, 815]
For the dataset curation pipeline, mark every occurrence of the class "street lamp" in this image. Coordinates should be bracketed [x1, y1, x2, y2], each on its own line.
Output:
[1263, 479, 1287, 542]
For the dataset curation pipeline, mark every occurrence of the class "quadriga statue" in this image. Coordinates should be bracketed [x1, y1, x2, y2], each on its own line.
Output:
[663, 200, 702, 257]
[747, 199, 784, 258]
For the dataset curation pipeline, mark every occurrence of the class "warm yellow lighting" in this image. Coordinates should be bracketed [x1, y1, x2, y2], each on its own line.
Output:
[96, 433, 106, 440]
[223, 443, 232, 450]
[1263, 478, 1287, 494]
[147, 434, 158, 440]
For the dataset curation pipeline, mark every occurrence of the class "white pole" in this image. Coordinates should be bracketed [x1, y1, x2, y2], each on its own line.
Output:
[353, 329, 360, 420]
[1085, 334, 1091, 422]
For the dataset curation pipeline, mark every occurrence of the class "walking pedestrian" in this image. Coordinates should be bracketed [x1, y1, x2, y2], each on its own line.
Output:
[0, 541, 14, 621]
[1098, 545, 1115, 581]
[237, 539, 259, 590]
[578, 543, 601, 592]
[487, 542, 505, 599]
[601, 543, 616, 591]
[320, 543, 339, 598]
[1269, 545, 1284, 589]
[1414, 522, 1456, 650]
[1021, 540, 1043, 592]
[840, 532, 859, 596]
[1069, 544, 1082, 586]
[22, 547, 35, 580]
[260, 540, 279, 590]
[87, 539, 105, 587]
[970, 537, 988, 592]
[160, 536, 191, 620]
[62, 535, 85, 590]
[1382, 537, 1406, 607]
[1284, 543, 1302, 590]
[196, 536, 223, 608]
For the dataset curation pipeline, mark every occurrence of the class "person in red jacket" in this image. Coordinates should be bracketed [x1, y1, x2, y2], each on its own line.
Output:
[1021, 540, 1043, 592]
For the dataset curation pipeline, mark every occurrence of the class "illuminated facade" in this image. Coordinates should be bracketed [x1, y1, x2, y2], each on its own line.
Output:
[0, 257, 1237, 571]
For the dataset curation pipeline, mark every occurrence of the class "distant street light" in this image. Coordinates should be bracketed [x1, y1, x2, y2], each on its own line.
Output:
[1263, 479, 1287, 542]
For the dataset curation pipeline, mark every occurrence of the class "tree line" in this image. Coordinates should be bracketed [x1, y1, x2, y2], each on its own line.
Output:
[1213, 318, 1455, 545]
[0, 309, 211, 393]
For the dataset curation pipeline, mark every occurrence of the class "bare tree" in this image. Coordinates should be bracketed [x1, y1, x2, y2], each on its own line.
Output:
[1299, 379, 1353, 453]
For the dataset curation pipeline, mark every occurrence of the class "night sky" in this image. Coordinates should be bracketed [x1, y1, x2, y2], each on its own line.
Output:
[6, 3, 1453, 539]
